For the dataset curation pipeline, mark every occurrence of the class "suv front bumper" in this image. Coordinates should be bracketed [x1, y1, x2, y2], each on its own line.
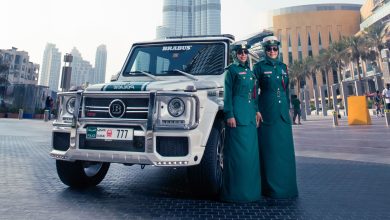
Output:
[50, 126, 205, 166]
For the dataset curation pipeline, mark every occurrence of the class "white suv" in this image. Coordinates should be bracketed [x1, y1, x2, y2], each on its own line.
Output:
[51, 35, 258, 196]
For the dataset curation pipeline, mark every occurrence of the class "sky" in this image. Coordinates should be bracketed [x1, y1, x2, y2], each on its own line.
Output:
[2, 0, 364, 83]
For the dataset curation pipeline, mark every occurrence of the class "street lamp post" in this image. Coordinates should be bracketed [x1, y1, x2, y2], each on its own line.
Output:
[60, 54, 73, 92]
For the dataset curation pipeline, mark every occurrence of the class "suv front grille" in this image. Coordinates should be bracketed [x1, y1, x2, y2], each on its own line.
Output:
[84, 96, 149, 120]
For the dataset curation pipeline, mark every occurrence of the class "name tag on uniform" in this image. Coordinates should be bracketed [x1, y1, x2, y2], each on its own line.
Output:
[264, 71, 272, 75]
[239, 72, 247, 75]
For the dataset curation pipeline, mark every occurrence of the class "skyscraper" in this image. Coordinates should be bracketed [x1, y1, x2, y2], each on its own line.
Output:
[70, 47, 93, 87]
[156, 0, 221, 39]
[92, 45, 107, 84]
[39, 43, 61, 91]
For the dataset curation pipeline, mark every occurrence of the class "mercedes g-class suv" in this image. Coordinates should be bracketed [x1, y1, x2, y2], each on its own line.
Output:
[50, 35, 258, 196]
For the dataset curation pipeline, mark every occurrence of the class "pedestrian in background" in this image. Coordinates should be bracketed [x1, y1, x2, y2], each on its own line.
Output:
[382, 83, 390, 110]
[45, 96, 51, 120]
[374, 90, 384, 117]
[292, 95, 302, 125]
[254, 36, 298, 199]
[221, 42, 262, 203]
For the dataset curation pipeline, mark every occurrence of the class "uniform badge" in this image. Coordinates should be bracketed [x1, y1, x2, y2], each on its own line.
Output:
[239, 72, 247, 75]
[264, 71, 272, 75]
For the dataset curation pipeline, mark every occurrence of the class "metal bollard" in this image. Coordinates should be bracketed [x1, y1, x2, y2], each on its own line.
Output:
[332, 111, 339, 126]
[385, 110, 390, 127]
[44, 110, 50, 122]
[18, 109, 23, 120]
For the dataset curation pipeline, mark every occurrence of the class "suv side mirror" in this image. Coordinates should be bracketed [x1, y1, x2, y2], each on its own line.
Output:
[110, 72, 120, 82]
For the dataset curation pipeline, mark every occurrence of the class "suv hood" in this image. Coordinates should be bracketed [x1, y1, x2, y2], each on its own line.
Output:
[86, 78, 223, 92]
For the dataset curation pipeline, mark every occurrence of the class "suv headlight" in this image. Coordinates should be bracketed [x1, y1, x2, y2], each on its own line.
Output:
[66, 97, 76, 114]
[156, 93, 199, 130]
[168, 98, 185, 117]
[53, 93, 77, 126]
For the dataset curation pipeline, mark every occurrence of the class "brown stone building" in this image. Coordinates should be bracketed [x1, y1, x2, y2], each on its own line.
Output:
[269, 4, 362, 97]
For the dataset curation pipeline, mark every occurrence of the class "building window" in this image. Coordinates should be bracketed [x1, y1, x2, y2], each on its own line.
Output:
[288, 52, 293, 65]
[287, 33, 292, 64]
[298, 51, 303, 61]
[300, 79, 306, 88]
[15, 55, 21, 64]
[333, 70, 338, 83]
[279, 52, 284, 62]
[329, 32, 332, 44]
[307, 32, 313, 57]
[322, 71, 326, 85]
[312, 73, 317, 85]
[298, 33, 301, 47]
[318, 32, 323, 49]
[279, 33, 282, 48]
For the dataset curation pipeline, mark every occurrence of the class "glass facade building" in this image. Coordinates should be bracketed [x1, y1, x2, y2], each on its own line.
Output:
[39, 43, 62, 92]
[157, 0, 221, 38]
[92, 44, 107, 84]
[70, 47, 93, 88]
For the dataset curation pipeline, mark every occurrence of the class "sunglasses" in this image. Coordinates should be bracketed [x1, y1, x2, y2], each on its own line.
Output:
[237, 50, 249, 55]
[266, 46, 279, 52]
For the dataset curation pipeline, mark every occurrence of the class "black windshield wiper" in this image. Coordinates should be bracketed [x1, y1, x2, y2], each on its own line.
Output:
[128, 71, 159, 81]
[172, 69, 198, 81]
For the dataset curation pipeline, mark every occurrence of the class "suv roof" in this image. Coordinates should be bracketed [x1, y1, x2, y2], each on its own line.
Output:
[133, 34, 235, 46]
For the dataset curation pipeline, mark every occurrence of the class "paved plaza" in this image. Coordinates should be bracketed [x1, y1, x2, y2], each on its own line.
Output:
[0, 117, 389, 220]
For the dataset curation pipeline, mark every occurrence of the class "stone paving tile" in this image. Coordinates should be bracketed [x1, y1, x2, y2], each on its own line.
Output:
[293, 117, 390, 164]
[0, 118, 390, 219]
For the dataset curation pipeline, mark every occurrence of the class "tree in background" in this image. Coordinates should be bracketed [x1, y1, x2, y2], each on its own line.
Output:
[364, 22, 388, 73]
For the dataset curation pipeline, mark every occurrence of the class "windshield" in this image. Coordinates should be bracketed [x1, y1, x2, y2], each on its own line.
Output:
[121, 42, 226, 79]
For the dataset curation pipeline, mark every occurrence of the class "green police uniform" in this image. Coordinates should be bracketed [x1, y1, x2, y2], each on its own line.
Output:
[221, 44, 261, 202]
[254, 36, 298, 198]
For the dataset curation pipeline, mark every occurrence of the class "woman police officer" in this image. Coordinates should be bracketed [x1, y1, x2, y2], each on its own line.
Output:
[221, 42, 262, 202]
[253, 36, 298, 198]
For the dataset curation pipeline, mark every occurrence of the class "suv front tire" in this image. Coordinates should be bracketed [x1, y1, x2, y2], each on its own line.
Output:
[187, 119, 225, 197]
[56, 160, 110, 188]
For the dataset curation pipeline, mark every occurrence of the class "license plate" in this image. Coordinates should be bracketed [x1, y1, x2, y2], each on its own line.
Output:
[86, 127, 133, 140]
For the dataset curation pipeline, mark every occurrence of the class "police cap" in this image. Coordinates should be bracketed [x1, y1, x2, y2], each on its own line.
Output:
[232, 41, 251, 52]
[262, 36, 280, 47]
